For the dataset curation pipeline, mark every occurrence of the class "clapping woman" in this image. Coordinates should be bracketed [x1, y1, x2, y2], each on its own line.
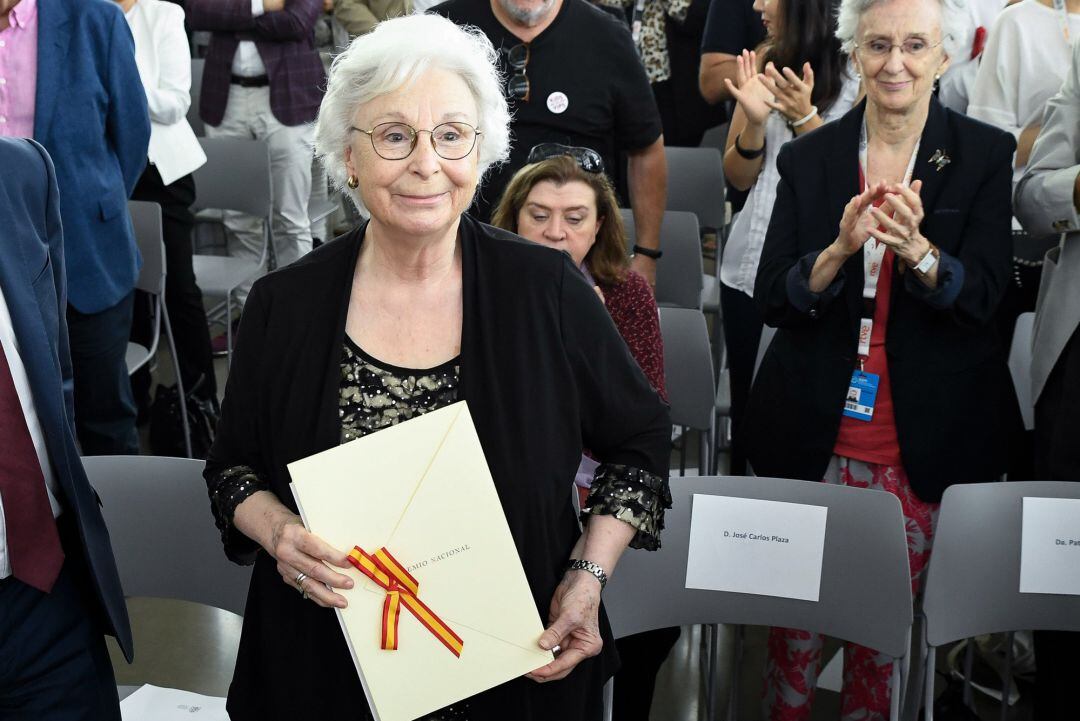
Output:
[719, 0, 859, 475]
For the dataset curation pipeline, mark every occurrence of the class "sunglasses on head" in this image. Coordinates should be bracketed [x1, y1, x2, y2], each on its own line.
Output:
[526, 143, 605, 174]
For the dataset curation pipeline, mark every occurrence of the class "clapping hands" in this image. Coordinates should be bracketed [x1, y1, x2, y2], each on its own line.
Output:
[723, 50, 775, 127]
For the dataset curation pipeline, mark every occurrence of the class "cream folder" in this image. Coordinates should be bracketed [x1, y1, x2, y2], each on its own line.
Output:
[289, 401, 553, 721]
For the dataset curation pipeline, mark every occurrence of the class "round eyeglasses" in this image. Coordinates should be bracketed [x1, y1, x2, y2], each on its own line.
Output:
[854, 38, 943, 58]
[351, 122, 482, 161]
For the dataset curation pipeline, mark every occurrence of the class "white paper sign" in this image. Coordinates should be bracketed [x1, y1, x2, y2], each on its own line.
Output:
[1019, 496, 1080, 595]
[120, 685, 228, 721]
[685, 494, 828, 602]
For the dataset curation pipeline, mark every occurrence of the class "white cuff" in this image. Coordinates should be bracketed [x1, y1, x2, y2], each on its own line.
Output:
[251, 0, 265, 16]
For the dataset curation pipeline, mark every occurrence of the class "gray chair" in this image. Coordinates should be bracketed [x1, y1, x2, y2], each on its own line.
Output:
[665, 146, 727, 316]
[126, 201, 192, 458]
[621, 209, 704, 310]
[713, 323, 775, 471]
[189, 58, 205, 137]
[1007, 312, 1035, 432]
[660, 308, 715, 475]
[921, 481, 1080, 721]
[192, 137, 273, 362]
[83, 455, 252, 616]
[603, 474, 913, 721]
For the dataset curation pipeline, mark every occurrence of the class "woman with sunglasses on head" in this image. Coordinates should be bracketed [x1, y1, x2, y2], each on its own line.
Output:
[745, 0, 1019, 716]
[720, 0, 860, 478]
[203, 14, 671, 721]
[491, 147, 674, 721]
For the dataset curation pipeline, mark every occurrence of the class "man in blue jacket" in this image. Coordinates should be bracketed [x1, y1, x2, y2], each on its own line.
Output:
[0, 0, 150, 454]
[0, 137, 133, 717]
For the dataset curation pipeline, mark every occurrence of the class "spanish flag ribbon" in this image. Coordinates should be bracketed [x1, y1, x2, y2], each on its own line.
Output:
[346, 546, 464, 658]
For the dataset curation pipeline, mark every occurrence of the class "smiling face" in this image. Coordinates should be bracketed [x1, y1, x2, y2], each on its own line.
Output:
[853, 0, 950, 115]
[752, 0, 781, 39]
[344, 67, 480, 241]
[515, 180, 603, 267]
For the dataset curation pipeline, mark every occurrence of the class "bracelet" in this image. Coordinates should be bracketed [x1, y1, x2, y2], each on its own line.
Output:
[789, 106, 818, 129]
[734, 133, 766, 160]
[632, 244, 662, 260]
[567, 558, 608, 590]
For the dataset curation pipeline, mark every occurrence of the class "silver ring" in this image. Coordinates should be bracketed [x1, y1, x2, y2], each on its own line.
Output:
[295, 571, 308, 591]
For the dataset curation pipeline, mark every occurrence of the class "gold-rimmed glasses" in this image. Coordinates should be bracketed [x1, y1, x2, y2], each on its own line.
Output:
[351, 121, 481, 161]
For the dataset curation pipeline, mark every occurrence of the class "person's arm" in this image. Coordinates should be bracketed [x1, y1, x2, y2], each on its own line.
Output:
[721, 49, 769, 191]
[627, 137, 667, 288]
[105, 8, 151, 196]
[1015, 42, 1080, 237]
[967, 13, 1024, 140]
[186, 0, 258, 32]
[333, 0, 379, 36]
[700, 52, 739, 104]
[255, 0, 324, 41]
[144, 4, 194, 126]
[1015, 121, 1042, 169]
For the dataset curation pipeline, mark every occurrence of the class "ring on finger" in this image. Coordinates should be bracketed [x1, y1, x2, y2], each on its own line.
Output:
[295, 571, 308, 591]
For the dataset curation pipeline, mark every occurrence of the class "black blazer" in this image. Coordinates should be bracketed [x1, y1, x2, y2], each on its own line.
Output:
[205, 216, 671, 721]
[744, 97, 1021, 502]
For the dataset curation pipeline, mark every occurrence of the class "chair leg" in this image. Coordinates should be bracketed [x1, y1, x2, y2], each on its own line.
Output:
[698, 429, 709, 476]
[162, 307, 192, 458]
[1000, 631, 1014, 721]
[602, 677, 613, 721]
[679, 427, 687, 476]
[924, 645, 936, 721]
[726, 625, 742, 721]
[225, 294, 234, 368]
[891, 660, 902, 721]
[962, 639, 975, 708]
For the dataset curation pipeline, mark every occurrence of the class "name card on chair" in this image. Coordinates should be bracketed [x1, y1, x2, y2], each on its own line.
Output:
[1020, 497, 1080, 595]
[685, 495, 828, 602]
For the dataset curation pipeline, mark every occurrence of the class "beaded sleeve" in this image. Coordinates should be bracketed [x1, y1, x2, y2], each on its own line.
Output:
[582, 463, 671, 550]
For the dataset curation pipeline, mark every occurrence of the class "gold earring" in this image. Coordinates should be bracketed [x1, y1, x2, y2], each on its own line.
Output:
[347, 175, 359, 189]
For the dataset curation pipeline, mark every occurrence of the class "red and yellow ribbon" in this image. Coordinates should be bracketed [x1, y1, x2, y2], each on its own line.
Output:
[346, 546, 464, 658]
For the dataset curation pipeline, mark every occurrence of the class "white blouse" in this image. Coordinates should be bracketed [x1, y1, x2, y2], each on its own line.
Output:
[125, 0, 206, 185]
[720, 69, 861, 297]
[968, 0, 1080, 186]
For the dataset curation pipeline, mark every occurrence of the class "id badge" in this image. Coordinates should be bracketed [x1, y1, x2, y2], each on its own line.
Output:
[843, 370, 879, 422]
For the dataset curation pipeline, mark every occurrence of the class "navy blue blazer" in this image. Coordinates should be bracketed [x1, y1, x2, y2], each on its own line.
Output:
[34, 0, 151, 314]
[0, 138, 133, 661]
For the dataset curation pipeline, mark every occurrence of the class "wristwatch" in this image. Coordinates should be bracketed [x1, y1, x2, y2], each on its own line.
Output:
[567, 558, 608, 590]
[632, 244, 663, 260]
[914, 245, 939, 275]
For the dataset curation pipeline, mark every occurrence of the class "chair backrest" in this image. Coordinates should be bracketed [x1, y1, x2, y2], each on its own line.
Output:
[1007, 312, 1035, 431]
[664, 146, 726, 232]
[129, 201, 166, 297]
[659, 308, 715, 430]
[922, 481, 1080, 646]
[604, 475, 913, 658]
[189, 58, 205, 137]
[192, 137, 272, 218]
[621, 209, 704, 309]
[83, 455, 252, 615]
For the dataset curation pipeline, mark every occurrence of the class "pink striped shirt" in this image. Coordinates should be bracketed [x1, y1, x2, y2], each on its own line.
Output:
[0, 0, 38, 139]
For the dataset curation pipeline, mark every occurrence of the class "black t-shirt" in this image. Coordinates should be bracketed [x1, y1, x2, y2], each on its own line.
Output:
[700, 0, 766, 55]
[430, 0, 663, 219]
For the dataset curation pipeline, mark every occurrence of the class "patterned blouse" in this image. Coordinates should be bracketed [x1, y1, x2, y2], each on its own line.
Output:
[596, 0, 691, 83]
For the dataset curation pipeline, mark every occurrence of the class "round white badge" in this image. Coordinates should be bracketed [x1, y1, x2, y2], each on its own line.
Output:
[546, 91, 569, 114]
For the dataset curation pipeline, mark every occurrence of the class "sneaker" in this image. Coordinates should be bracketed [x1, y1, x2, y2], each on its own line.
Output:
[211, 317, 241, 357]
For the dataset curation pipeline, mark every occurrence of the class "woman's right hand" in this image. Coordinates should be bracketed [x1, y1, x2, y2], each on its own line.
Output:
[268, 512, 355, 608]
[723, 50, 773, 128]
[832, 181, 888, 258]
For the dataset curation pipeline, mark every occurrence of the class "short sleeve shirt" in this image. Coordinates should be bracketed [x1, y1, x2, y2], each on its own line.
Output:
[700, 0, 766, 55]
[430, 0, 663, 218]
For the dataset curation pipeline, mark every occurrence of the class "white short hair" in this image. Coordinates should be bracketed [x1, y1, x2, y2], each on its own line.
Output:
[313, 14, 511, 210]
[835, 0, 963, 57]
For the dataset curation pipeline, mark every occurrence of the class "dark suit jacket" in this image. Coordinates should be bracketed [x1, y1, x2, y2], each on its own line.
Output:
[0, 138, 133, 660]
[187, 0, 326, 127]
[34, 0, 150, 314]
[744, 97, 1022, 502]
[203, 216, 670, 720]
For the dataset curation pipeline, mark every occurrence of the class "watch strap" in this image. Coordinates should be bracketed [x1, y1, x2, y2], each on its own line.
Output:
[915, 246, 939, 274]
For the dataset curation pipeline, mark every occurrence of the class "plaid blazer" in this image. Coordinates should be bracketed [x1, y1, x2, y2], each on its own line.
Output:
[187, 0, 326, 127]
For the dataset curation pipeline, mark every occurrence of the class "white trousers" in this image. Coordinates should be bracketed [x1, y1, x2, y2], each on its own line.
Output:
[205, 85, 314, 306]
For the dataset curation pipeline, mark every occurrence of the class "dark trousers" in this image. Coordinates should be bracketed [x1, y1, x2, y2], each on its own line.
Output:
[0, 560, 120, 719]
[1032, 323, 1080, 721]
[720, 283, 763, 477]
[130, 165, 217, 402]
[67, 292, 139, 455]
[612, 627, 681, 721]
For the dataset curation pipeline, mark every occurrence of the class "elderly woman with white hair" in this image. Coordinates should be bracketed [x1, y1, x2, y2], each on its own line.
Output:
[742, 0, 1019, 716]
[202, 13, 670, 721]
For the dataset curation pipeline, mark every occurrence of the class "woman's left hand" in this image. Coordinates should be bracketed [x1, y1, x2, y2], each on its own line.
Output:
[526, 571, 603, 683]
[757, 61, 816, 124]
[867, 180, 932, 266]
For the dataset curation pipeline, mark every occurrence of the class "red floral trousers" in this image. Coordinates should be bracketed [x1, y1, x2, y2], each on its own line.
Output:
[761, 456, 939, 721]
